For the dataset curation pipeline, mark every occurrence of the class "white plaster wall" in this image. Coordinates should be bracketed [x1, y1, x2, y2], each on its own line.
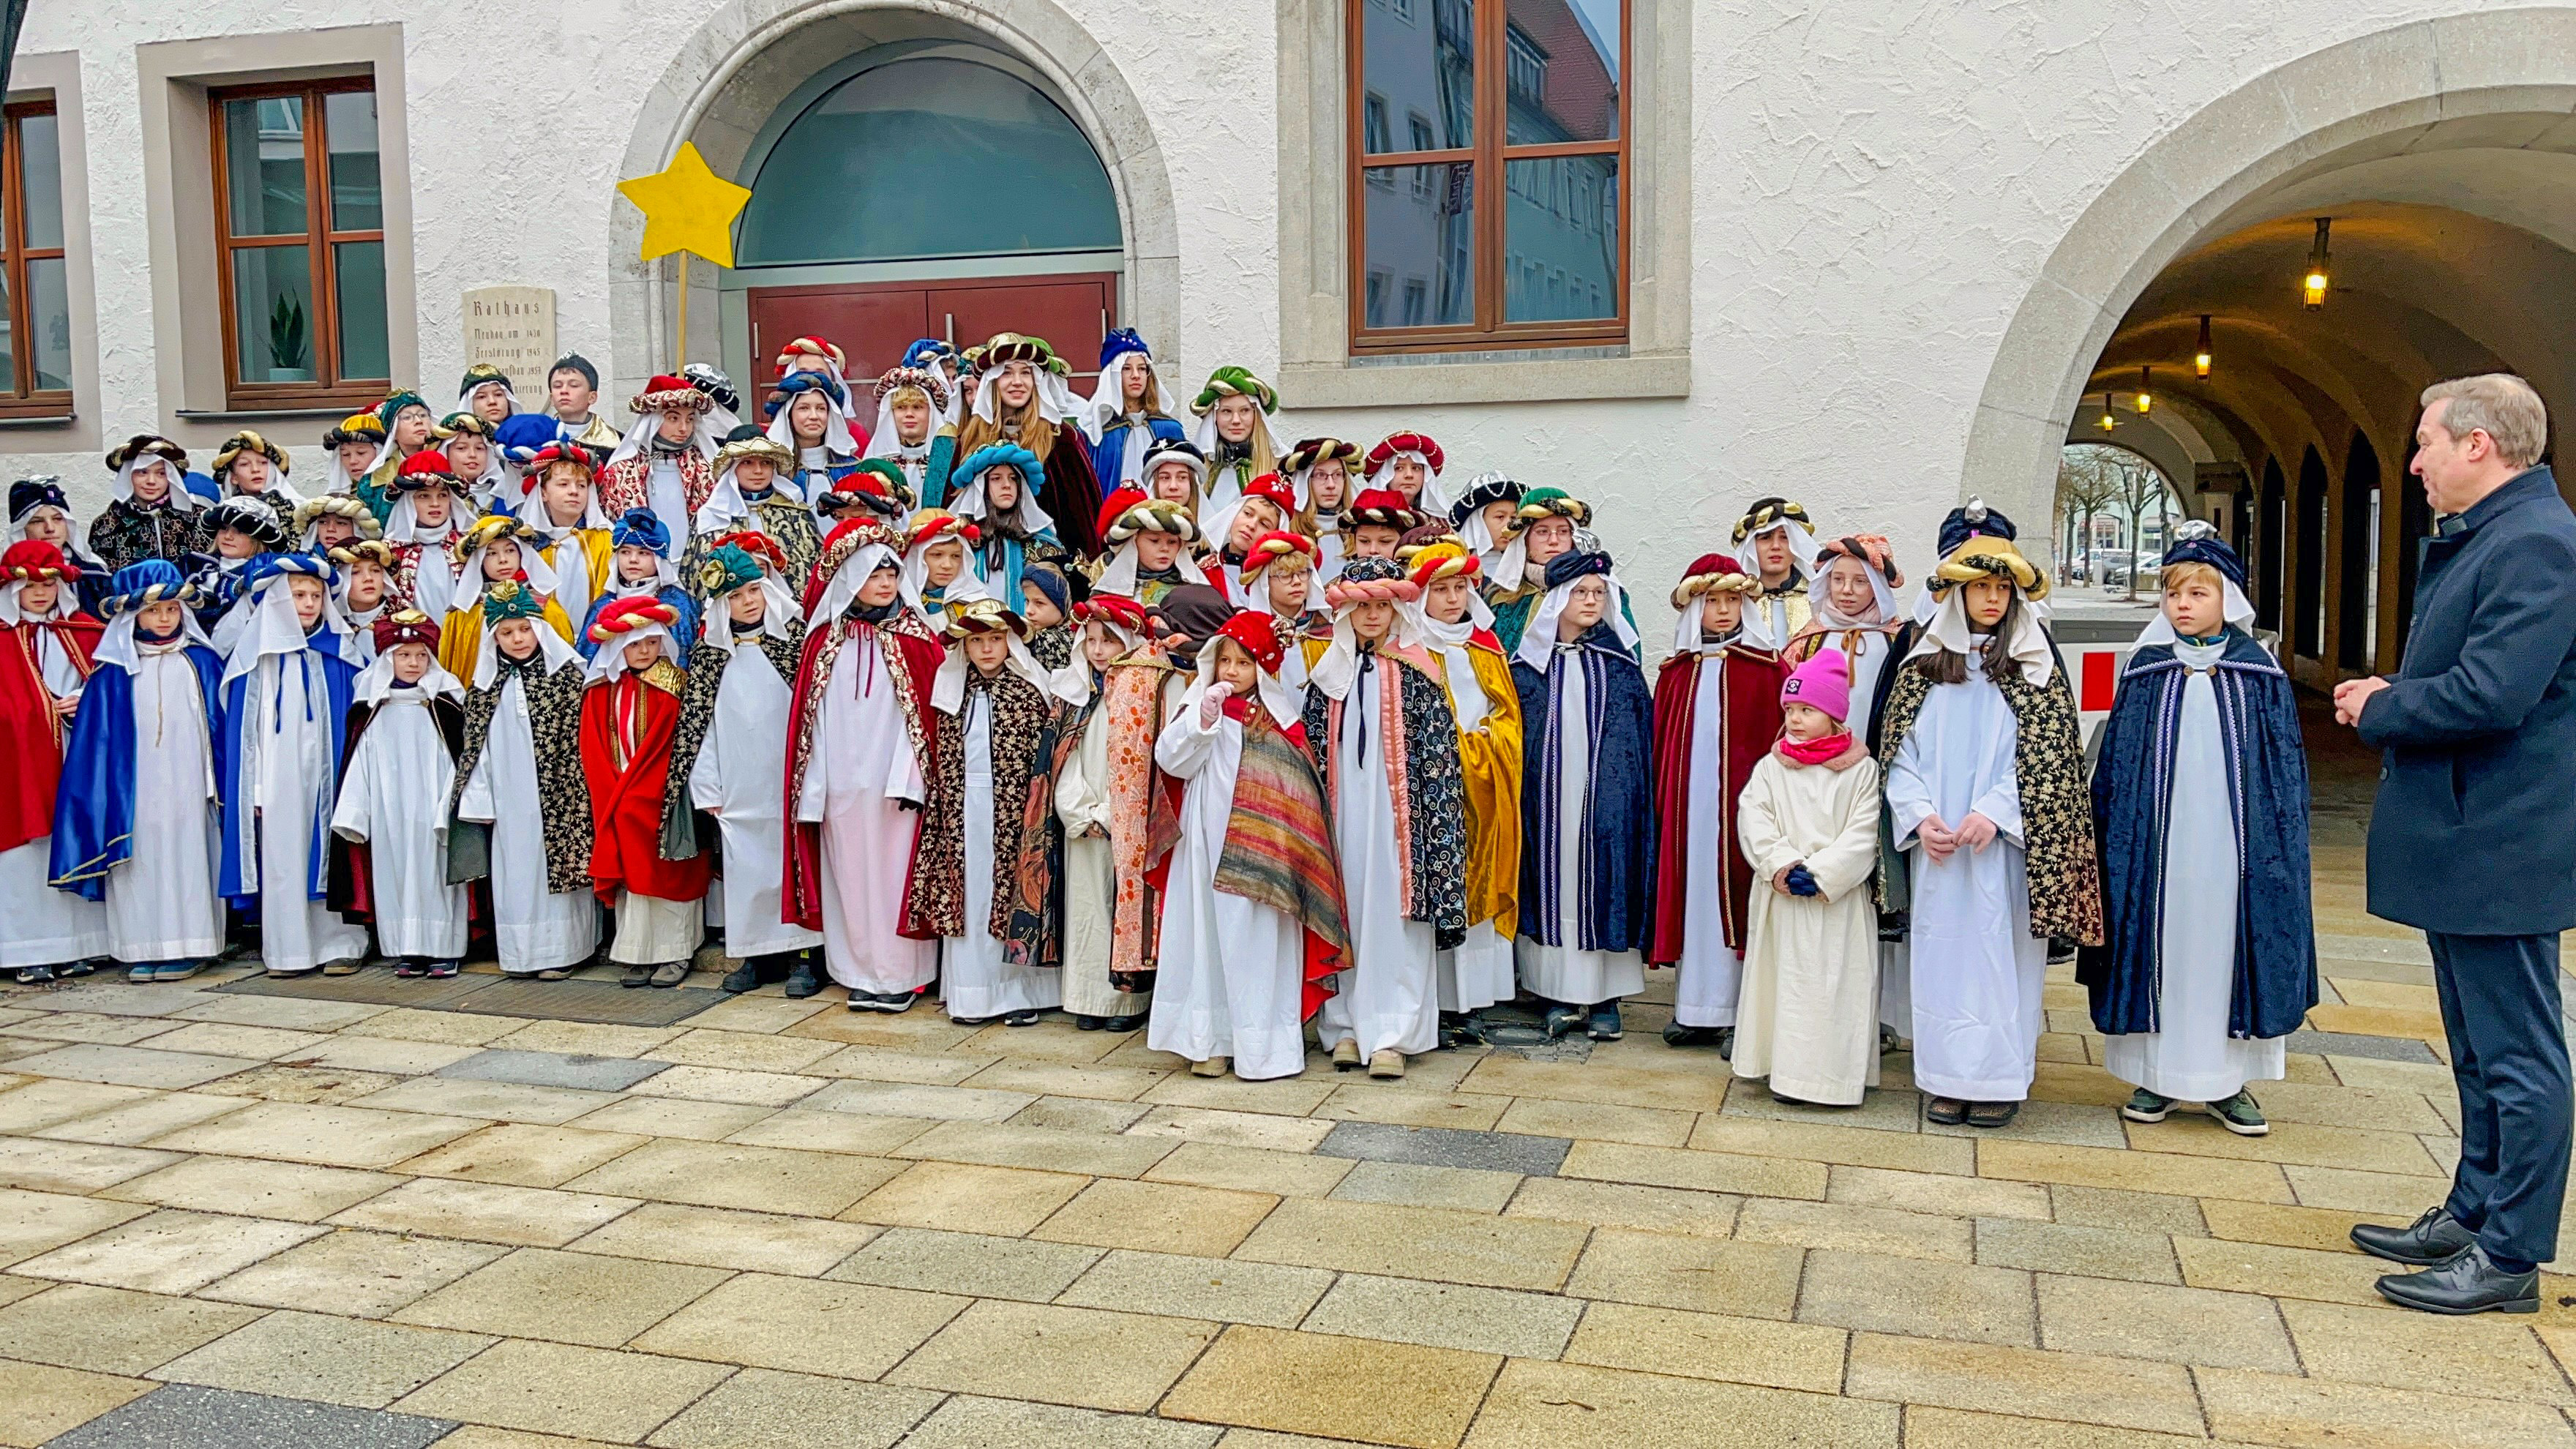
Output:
[13, 0, 2532, 602]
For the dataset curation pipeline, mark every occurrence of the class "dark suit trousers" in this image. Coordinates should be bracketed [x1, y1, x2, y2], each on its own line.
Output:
[2430, 931, 2573, 1265]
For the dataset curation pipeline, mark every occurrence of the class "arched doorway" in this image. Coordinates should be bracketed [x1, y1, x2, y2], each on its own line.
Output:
[724, 45, 1127, 394]
[611, 0, 1180, 405]
[1961, 12, 2576, 686]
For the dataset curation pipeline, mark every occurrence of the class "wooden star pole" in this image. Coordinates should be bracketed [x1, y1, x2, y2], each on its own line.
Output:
[617, 142, 752, 371]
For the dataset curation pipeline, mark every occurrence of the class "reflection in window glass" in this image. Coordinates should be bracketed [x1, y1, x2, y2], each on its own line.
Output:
[26, 257, 67, 391]
[1502, 0, 1619, 144]
[231, 246, 317, 383]
[0, 271, 13, 392]
[334, 241, 390, 381]
[739, 57, 1121, 266]
[1503, 154, 1615, 322]
[225, 97, 307, 236]
[17, 113, 60, 251]
[326, 91, 381, 231]
[1363, 163, 1474, 329]
[1364, 0, 1472, 151]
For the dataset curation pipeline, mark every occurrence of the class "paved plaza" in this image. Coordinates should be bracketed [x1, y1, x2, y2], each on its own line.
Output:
[0, 717, 2561, 1449]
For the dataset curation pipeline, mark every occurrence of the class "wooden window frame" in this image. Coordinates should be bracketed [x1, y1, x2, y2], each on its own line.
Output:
[1344, 0, 1630, 353]
[208, 76, 387, 409]
[0, 100, 72, 419]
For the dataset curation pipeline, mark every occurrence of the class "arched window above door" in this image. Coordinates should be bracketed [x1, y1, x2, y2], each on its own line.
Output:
[735, 55, 1120, 266]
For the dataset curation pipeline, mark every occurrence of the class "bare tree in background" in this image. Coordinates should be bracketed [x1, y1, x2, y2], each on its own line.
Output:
[2056, 447, 2119, 585]
[2059, 443, 2176, 599]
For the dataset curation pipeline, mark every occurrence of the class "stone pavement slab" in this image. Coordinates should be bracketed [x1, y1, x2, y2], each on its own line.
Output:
[149, 1308, 492, 1409]
[884, 1300, 1221, 1412]
[1470, 1358, 1901, 1448]
[393, 1246, 726, 1347]
[0, 1359, 155, 1447]
[642, 1366, 939, 1449]
[42, 1382, 457, 1449]
[827, 1226, 1101, 1301]
[1160, 1324, 1498, 1448]
[11, 1209, 326, 1295]
[392, 1338, 735, 1441]
[1313, 1120, 1573, 1176]
[438, 1048, 673, 1092]
[0, 1283, 265, 1376]
[197, 1229, 506, 1317]
[629, 1271, 967, 1379]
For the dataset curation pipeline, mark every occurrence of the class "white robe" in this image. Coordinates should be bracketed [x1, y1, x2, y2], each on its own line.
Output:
[687, 646, 822, 959]
[328, 689, 467, 959]
[542, 531, 602, 632]
[646, 457, 690, 558]
[1317, 659, 1440, 1057]
[244, 652, 370, 973]
[455, 674, 598, 973]
[938, 689, 1060, 1019]
[2, 632, 104, 966]
[1429, 638, 1512, 1014]
[1671, 648, 1746, 1028]
[1516, 651, 1646, 1007]
[1149, 705, 1309, 1078]
[1801, 625, 1911, 1033]
[2102, 637, 2286, 1101]
[1055, 698, 1148, 1019]
[1734, 752, 1887, 1104]
[800, 629, 936, 994]
[1887, 648, 2045, 1101]
[100, 643, 226, 962]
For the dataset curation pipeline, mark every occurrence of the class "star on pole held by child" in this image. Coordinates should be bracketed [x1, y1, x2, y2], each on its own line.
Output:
[615, 141, 751, 367]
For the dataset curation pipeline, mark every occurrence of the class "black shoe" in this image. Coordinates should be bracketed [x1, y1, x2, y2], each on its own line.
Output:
[13, 965, 53, 985]
[61, 960, 96, 978]
[1587, 1003, 1624, 1041]
[621, 963, 651, 988]
[2351, 1205, 2477, 1267]
[2376, 1242, 2539, 1315]
[1541, 1004, 1585, 1039]
[1101, 1014, 1145, 1033]
[722, 962, 764, 994]
[782, 966, 823, 1000]
[1074, 1014, 1107, 1031]
[1662, 1022, 1724, 1049]
[1003, 1009, 1043, 1027]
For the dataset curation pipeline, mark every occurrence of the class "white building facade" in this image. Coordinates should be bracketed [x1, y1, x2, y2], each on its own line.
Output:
[17, 1, 2576, 639]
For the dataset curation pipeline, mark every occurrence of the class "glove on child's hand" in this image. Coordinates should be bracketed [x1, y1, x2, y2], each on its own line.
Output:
[1785, 864, 1820, 897]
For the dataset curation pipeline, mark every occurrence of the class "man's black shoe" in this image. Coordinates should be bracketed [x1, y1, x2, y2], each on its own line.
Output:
[2375, 1243, 2539, 1315]
[2351, 1205, 2476, 1267]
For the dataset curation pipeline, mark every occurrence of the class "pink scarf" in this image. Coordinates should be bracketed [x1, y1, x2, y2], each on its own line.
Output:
[1776, 730, 1868, 771]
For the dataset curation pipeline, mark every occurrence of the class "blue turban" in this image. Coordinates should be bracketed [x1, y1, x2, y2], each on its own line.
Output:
[610, 508, 670, 555]
[763, 370, 845, 414]
[1543, 548, 1614, 591]
[2160, 522, 2247, 590]
[952, 443, 1045, 499]
[493, 412, 562, 458]
[1937, 498, 2018, 558]
[105, 559, 200, 613]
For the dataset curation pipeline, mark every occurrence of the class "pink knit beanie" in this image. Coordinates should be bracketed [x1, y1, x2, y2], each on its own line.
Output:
[1780, 648, 1852, 723]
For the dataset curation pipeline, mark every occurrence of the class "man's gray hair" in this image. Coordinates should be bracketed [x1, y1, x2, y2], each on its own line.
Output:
[2422, 374, 2549, 469]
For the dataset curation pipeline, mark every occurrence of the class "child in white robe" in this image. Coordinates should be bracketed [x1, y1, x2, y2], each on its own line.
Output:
[1152, 610, 1346, 1079]
[49, 561, 227, 981]
[785, 519, 946, 1012]
[329, 612, 469, 977]
[220, 555, 370, 978]
[450, 583, 599, 978]
[676, 545, 824, 995]
[1734, 650, 1887, 1106]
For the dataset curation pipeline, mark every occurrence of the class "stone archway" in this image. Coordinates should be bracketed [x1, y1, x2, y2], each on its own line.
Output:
[607, 0, 1180, 402]
[1961, 9, 2576, 556]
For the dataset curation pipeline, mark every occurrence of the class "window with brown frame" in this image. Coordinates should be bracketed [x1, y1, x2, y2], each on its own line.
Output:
[209, 78, 389, 407]
[0, 100, 74, 418]
[1348, 0, 1625, 353]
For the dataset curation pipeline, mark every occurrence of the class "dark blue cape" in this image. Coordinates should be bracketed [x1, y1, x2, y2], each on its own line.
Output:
[2078, 628, 2316, 1038]
[217, 642, 360, 907]
[1513, 622, 1658, 954]
[48, 641, 227, 901]
[1087, 414, 1186, 495]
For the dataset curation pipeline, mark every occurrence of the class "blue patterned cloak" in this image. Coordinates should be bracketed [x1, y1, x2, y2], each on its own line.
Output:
[217, 640, 360, 907]
[1512, 621, 1658, 954]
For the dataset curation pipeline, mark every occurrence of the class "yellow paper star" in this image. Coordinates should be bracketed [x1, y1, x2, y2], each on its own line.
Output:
[616, 141, 752, 269]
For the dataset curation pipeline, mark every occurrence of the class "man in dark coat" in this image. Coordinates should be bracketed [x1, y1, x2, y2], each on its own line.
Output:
[2336, 372, 2576, 1314]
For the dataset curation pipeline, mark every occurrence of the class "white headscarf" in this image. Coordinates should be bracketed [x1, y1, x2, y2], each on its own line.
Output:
[766, 387, 861, 460]
[585, 616, 675, 684]
[1046, 616, 1141, 706]
[323, 441, 383, 498]
[446, 533, 563, 621]
[95, 602, 215, 672]
[869, 379, 948, 462]
[470, 603, 581, 689]
[694, 457, 808, 537]
[703, 575, 798, 652]
[948, 460, 1055, 541]
[1906, 585, 2056, 686]
[1740, 507, 1820, 580]
[1808, 552, 1899, 629]
[456, 377, 523, 419]
[1368, 444, 1445, 516]
[971, 364, 1079, 429]
[606, 408, 721, 471]
[1178, 626, 1303, 732]
[114, 453, 204, 511]
[806, 541, 899, 629]
[1516, 566, 1642, 675]
[930, 627, 1052, 713]
[352, 645, 465, 707]
[2133, 576, 2256, 648]
[222, 566, 359, 686]
[0, 574, 79, 626]
[1307, 592, 1428, 703]
[899, 526, 994, 626]
[516, 473, 612, 534]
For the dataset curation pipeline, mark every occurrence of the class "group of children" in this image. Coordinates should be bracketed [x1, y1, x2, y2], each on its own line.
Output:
[0, 329, 2315, 1130]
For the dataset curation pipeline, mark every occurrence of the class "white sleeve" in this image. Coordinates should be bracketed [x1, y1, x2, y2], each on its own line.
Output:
[1884, 727, 1936, 849]
[455, 749, 497, 823]
[328, 737, 372, 842]
[688, 707, 726, 809]
[1156, 703, 1224, 778]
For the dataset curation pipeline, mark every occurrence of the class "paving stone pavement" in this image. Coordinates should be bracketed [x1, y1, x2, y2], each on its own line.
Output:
[2, 722, 2572, 1448]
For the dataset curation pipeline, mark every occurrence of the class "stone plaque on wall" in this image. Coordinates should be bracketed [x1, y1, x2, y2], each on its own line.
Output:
[463, 286, 558, 392]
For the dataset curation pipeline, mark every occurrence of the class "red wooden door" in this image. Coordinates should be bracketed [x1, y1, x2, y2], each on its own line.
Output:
[746, 272, 1118, 396]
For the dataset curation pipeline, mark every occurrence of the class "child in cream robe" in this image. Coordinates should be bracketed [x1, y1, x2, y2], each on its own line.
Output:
[1734, 651, 1885, 1105]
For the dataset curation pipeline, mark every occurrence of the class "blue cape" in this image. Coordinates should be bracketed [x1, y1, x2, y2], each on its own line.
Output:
[1087, 414, 1186, 494]
[49, 642, 228, 901]
[2078, 628, 2317, 1038]
[217, 640, 360, 907]
[1513, 623, 1658, 954]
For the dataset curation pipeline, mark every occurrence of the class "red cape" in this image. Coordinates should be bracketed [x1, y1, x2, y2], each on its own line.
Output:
[581, 670, 714, 905]
[1647, 644, 1788, 961]
[781, 618, 946, 933]
[0, 615, 102, 855]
